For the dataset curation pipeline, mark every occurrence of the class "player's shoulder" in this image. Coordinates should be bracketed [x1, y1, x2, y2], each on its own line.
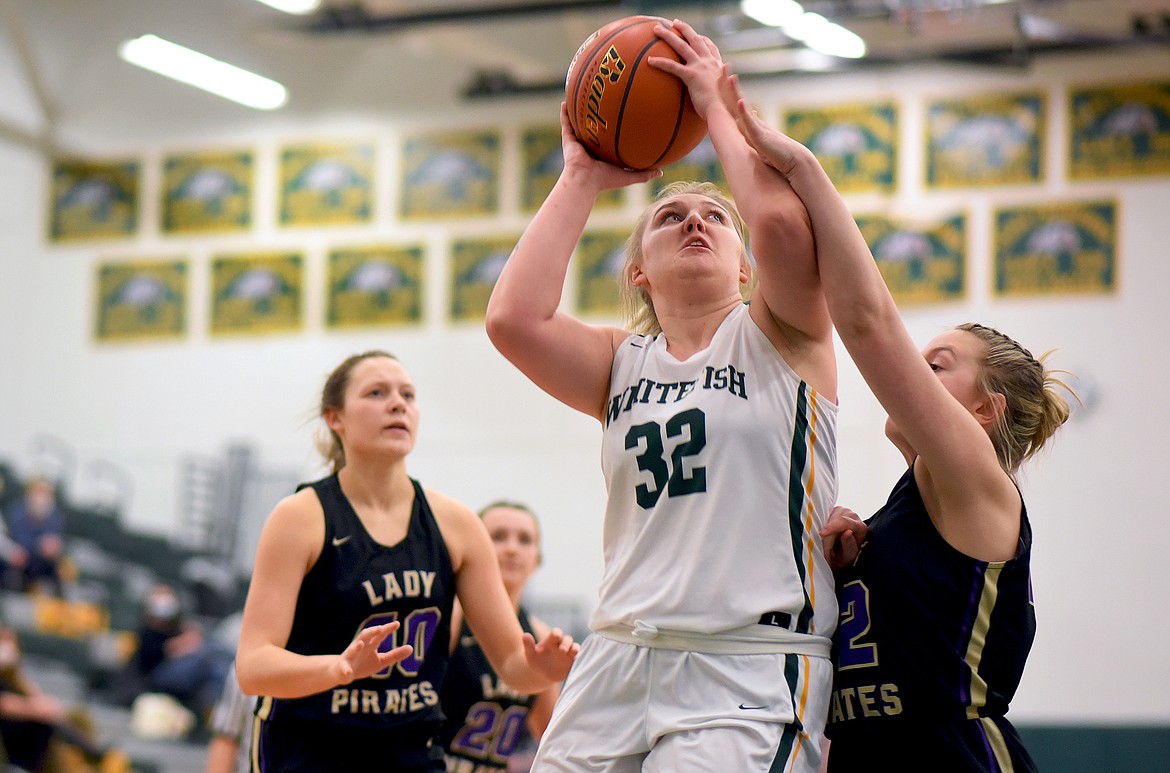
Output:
[419, 486, 480, 536]
[267, 486, 324, 528]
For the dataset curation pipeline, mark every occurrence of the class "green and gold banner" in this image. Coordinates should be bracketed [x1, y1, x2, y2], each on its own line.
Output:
[576, 228, 629, 318]
[49, 159, 139, 242]
[327, 244, 425, 328]
[401, 130, 500, 220]
[520, 125, 622, 213]
[449, 234, 519, 322]
[279, 142, 374, 227]
[651, 136, 726, 198]
[786, 102, 897, 194]
[95, 259, 186, 341]
[926, 92, 1045, 188]
[994, 200, 1117, 296]
[162, 149, 253, 234]
[1069, 81, 1170, 180]
[210, 251, 303, 335]
[856, 213, 966, 305]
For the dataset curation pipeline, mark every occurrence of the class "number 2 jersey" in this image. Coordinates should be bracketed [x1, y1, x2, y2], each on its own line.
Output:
[825, 465, 1038, 771]
[254, 473, 456, 735]
[593, 302, 839, 651]
[438, 609, 538, 772]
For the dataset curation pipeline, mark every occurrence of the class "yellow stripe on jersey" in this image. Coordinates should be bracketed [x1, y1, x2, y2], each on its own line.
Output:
[803, 391, 820, 633]
[979, 715, 1017, 771]
[965, 562, 1004, 719]
[249, 712, 262, 772]
[255, 693, 274, 720]
[794, 654, 813, 768]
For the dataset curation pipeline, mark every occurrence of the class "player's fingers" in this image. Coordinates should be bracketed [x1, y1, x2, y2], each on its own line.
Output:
[362, 621, 400, 646]
[377, 644, 413, 665]
[652, 21, 691, 57]
[841, 530, 859, 564]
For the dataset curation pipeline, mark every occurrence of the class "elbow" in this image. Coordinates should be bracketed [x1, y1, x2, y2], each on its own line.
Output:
[234, 655, 261, 696]
[484, 304, 517, 354]
[485, 299, 537, 360]
[235, 673, 258, 697]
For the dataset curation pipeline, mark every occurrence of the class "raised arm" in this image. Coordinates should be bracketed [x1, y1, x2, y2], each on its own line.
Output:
[728, 83, 1020, 558]
[485, 103, 658, 421]
[235, 492, 411, 697]
[651, 21, 833, 393]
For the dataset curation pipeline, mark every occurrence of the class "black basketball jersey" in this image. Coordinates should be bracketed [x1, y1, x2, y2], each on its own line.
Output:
[438, 608, 538, 772]
[826, 466, 1038, 772]
[254, 474, 455, 767]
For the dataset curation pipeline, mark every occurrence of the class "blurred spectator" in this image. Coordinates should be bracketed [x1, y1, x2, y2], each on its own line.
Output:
[110, 583, 233, 734]
[0, 623, 127, 772]
[2, 477, 66, 597]
[203, 662, 255, 773]
[0, 517, 22, 592]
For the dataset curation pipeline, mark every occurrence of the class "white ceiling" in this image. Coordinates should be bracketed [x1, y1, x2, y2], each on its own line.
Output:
[1, 0, 1168, 154]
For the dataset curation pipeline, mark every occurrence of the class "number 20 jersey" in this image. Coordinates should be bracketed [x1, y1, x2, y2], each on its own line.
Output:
[594, 303, 839, 641]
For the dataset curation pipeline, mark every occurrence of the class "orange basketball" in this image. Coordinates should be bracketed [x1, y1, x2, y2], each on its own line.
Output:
[565, 16, 707, 171]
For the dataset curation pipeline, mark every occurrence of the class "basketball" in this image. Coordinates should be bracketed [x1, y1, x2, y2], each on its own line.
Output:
[565, 15, 707, 171]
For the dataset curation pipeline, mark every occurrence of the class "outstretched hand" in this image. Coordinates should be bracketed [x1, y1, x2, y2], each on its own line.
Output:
[335, 621, 413, 685]
[648, 19, 728, 120]
[820, 505, 868, 570]
[522, 627, 579, 683]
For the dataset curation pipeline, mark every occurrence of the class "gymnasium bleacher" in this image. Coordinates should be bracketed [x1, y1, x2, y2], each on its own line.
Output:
[0, 455, 249, 772]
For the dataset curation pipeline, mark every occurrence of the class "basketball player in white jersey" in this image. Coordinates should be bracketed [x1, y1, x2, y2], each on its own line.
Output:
[486, 20, 838, 773]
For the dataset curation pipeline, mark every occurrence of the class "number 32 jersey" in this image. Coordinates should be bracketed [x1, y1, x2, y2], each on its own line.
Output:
[594, 303, 839, 643]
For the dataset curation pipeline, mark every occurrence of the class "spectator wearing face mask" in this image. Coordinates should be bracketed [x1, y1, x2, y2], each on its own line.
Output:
[110, 584, 234, 735]
[2, 477, 66, 597]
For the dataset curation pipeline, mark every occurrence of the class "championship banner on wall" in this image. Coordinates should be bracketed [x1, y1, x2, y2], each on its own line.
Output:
[651, 136, 727, 198]
[993, 200, 1117, 297]
[209, 251, 304, 335]
[326, 244, 425, 328]
[449, 234, 519, 322]
[49, 159, 139, 242]
[400, 130, 500, 220]
[1069, 80, 1170, 180]
[575, 228, 629, 319]
[786, 102, 898, 194]
[279, 142, 374, 227]
[520, 125, 622, 213]
[162, 149, 253, 234]
[94, 258, 187, 341]
[856, 213, 967, 305]
[926, 92, 1045, 188]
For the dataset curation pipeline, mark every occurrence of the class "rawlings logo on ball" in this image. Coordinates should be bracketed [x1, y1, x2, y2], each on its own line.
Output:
[583, 46, 627, 146]
[565, 16, 707, 170]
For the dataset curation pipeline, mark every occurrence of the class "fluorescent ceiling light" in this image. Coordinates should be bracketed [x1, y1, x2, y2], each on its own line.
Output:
[741, 0, 804, 28]
[804, 22, 866, 59]
[741, 0, 866, 59]
[254, 0, 321, 14]
[119, 34, 288, 110]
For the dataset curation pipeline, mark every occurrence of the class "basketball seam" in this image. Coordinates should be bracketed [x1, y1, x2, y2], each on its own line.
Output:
[568, 17, 650, 145]
[614, 32, 671, 170]
[651, 83, 689, 169]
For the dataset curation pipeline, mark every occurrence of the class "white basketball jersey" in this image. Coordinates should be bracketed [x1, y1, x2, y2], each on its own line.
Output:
[593, 303, 838, 643]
